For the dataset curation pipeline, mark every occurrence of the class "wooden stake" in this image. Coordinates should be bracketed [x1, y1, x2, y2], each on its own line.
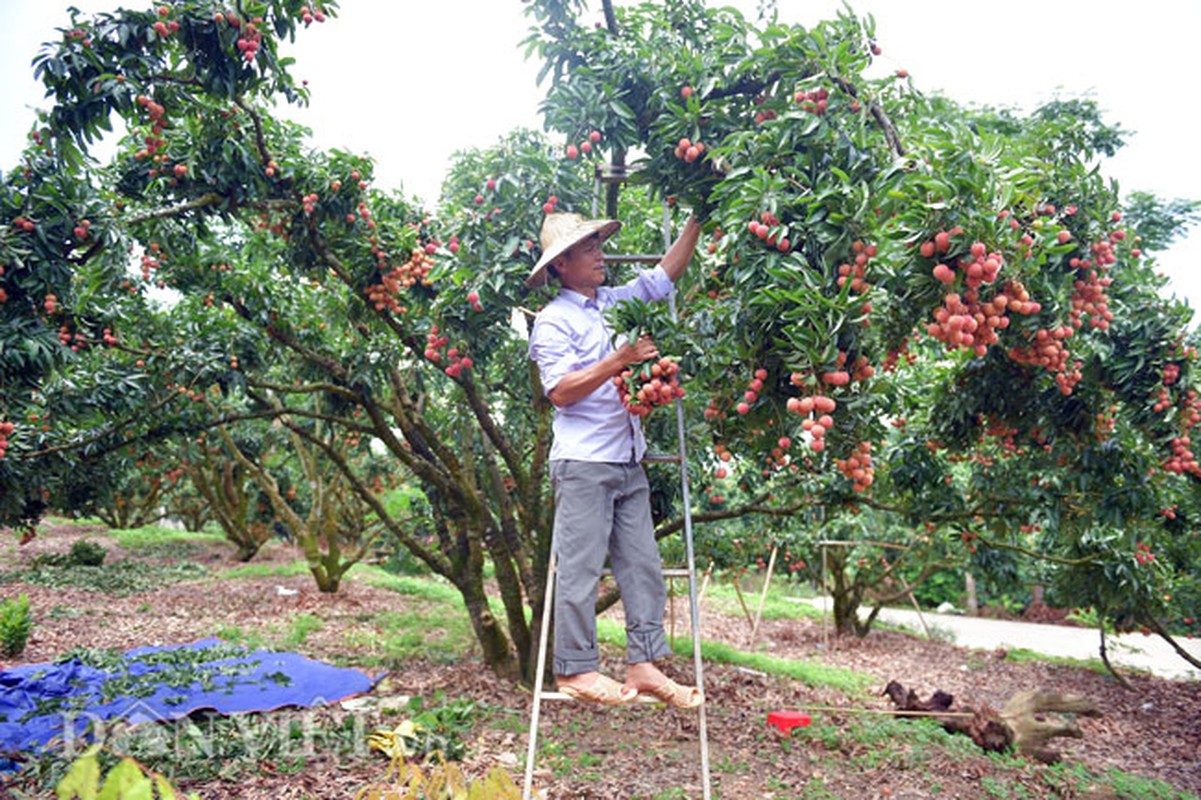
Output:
[801, 705, 976, 719]
[748, 545, 778, 648]
[730, 572, 755, 631]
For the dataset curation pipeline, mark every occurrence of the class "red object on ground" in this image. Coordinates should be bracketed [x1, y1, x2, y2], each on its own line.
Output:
[767, 710, 812, 733]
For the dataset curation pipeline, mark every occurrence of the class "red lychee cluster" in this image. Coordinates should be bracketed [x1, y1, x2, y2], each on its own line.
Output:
[0, 421, 14, 459]
[807, 351, 872, 390]
[752, 95, 777, 125]
[745, 211, 790, 252]
[1069, 266, 1113, 332]
[672, 136, 706, 164]
[139, 242, 164, 281]
[132, 94, 168, 161]
[540, 194, 559, 216]
[366, 248, 435, 313]
[835, 441, 875, 493]
[837, 240, 877, 295]
[735, 368, 769, 415]
[300, 4, 327, 25]
[784, 390, 837, 452]
[442, 345, 473, 378]
[151, 5, 180, 39]
[927, 239, 1003, 290]
[1134, 541, 1156, 566]
[615, 356, 685, 417]
[1008, 325, 1083, 396]
[882, 338, 917, 373]
[792, 86, 830, 115]
[759, 435, 793, 475]
[1163, 435, 1200, 477]
[423, 325, 449, 362]
[703, 397, 726, 422]
[235, 16, 265, 61]
[1152, 386, 1172, 413]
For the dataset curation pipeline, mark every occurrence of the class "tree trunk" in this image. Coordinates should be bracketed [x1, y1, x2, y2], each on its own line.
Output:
[964, 571, 979, 615]
[885, 680, 1101, 764]
[460, 579, 520, 682]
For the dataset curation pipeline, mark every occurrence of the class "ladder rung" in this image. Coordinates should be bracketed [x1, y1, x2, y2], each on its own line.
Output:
[604, 254, 662, 264]
[595, 163, 642, 184]
[642, 452, 682, 464]
[601, 567, 691, 578]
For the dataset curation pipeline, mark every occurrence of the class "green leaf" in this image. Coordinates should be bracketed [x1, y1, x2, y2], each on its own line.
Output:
[55, 746, 102, 800]
[98, 759, 153, 800]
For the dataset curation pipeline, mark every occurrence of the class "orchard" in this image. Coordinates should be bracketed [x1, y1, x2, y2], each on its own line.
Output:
[0, 0, 1198, 697]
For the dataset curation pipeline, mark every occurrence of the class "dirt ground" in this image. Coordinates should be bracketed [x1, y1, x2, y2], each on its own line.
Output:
[1, 522, 1198, 799]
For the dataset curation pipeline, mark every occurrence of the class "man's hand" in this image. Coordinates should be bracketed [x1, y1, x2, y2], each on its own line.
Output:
[659, 215, 702, 283]
[616, 335, 659, 365]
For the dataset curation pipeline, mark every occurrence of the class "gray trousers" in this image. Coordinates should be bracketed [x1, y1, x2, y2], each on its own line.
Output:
[550, 460, 672, 676]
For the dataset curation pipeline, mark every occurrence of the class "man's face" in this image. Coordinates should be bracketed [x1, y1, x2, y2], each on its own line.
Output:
[554, 234, 606, 293]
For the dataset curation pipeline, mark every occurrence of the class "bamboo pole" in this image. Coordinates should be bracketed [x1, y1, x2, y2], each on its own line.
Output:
[730, 572, 756, 631]
[898, 577, 932, 639]
[798, 705, 976, 719]
[821, 543, 829, 650]
[748, 544, 778, 648]
[698, 562, 713, 605]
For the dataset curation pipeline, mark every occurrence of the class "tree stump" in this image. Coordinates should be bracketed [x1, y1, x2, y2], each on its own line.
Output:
[883, 680, 1101, 763]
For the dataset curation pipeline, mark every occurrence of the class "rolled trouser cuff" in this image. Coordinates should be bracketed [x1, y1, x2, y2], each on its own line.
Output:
[626, 623, 672, 664]
[553, 646, 599, 677]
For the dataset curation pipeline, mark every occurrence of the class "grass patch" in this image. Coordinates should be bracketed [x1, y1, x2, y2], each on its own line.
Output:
[700, 580, 823, 623]
[218, 559, 313, 581]
[1000, 646, 1112, 676]
[215, 624, 267, 650]
[107, 525, 226, 552]
[595, 619, 871, 694]
[358, 606, 474, 666]
[283, 613, 325, 648]
[352, 564, 463, 605]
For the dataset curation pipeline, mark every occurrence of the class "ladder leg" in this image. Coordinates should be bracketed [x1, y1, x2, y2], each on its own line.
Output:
[669, 285, 712, 800]
[522, 542, 558, 800]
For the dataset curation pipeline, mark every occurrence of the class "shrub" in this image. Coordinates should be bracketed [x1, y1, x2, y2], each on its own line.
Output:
[0, 592, 32, 658]
[69, 539, 108, 566]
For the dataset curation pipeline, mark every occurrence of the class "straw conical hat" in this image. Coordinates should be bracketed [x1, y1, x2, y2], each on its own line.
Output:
[525, 212, 621, 288]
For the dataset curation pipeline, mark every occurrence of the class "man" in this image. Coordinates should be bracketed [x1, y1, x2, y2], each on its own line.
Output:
[527, 210, 702, 708]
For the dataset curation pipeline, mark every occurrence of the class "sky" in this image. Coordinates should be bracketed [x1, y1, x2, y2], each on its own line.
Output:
[3, 0, 1199, 315]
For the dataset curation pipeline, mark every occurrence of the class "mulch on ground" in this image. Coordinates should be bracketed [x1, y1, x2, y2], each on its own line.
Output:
[1, 522, 1197, 799]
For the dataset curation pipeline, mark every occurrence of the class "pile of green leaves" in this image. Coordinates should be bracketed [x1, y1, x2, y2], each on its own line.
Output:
[0, 558, 207, 596]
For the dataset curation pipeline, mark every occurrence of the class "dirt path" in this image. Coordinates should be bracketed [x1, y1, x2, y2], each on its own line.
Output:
[793, 597, 1201, 680]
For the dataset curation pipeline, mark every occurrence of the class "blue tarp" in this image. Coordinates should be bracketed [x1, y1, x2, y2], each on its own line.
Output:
[0, 638, 376, 768]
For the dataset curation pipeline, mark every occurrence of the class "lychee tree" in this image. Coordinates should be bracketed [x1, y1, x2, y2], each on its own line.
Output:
[526, 0, 1200, 659]
[0, 0, 624, 682]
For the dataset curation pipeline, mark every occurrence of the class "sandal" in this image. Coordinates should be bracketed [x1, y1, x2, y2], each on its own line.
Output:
[557, 673, 637, 706]
[635, 677, 704, 709]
